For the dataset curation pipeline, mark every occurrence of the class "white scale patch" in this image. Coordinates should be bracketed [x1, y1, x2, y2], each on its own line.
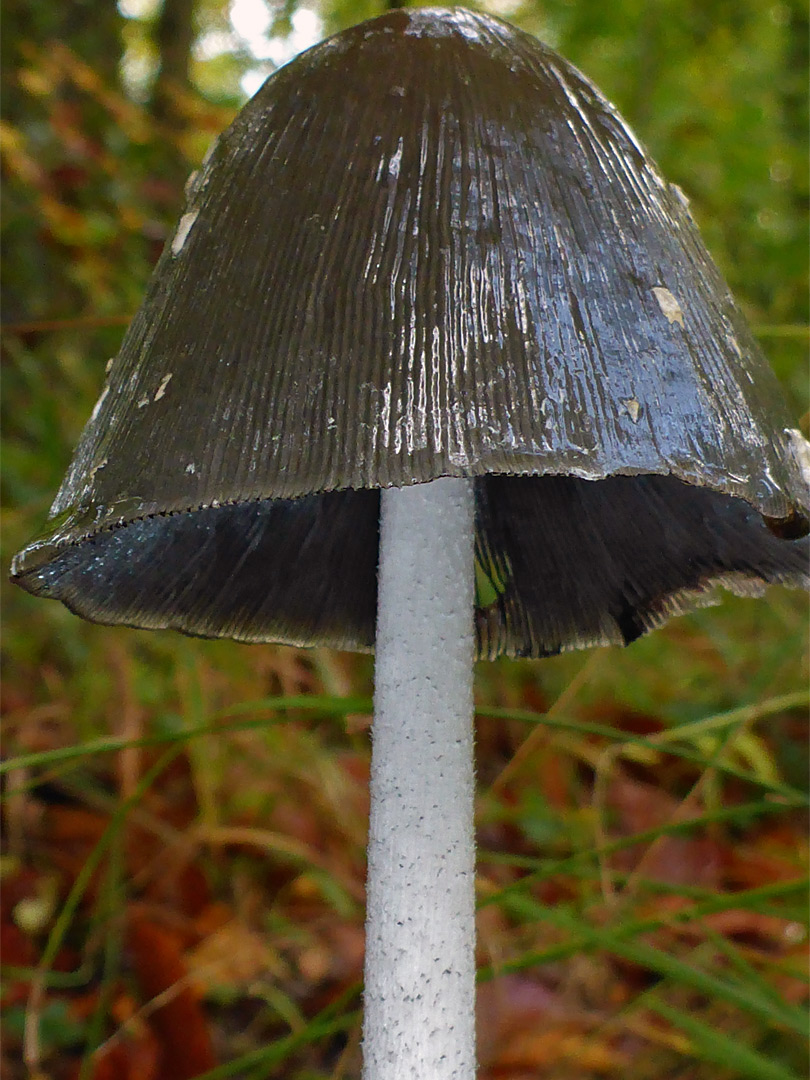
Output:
[171, 211, 199, 256]
[154, 373, 173, 401]
[652, 286, 685, 328]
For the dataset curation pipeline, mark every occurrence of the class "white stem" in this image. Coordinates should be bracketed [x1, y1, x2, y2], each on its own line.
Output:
[363, 477, 477, 1080]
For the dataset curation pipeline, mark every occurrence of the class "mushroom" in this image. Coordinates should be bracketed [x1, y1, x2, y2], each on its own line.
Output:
[11, 8, 809, 1078]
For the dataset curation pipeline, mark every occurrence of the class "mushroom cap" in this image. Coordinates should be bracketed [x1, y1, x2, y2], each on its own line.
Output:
[11, 7, 809, 657]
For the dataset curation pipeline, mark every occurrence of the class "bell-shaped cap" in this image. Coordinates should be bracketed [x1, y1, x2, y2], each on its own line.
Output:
[11, 7, 809, 657]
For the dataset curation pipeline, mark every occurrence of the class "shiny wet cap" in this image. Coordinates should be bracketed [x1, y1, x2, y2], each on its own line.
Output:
[11, 6, 809, 657]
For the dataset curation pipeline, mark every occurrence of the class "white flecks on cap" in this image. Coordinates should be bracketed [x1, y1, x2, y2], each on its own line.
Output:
[652, 286, 685, 328]
[89, 386, 109, 423]
[171, 211, 199, 256]
[201, 136, 219, 169]
[88, 457, 107, 481]
[154, 373, 173, 401]
[184, 170, 200, 199]
[669, 183, 691, 211]
[786, 428, 810, 486]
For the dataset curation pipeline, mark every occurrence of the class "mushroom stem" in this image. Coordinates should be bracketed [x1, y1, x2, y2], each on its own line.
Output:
[364, 476, 477, 1079]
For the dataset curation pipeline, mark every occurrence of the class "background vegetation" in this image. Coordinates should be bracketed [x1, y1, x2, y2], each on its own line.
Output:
[2, 0, 808, 1077]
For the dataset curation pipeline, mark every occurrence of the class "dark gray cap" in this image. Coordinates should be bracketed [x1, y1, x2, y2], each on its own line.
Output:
[11, 6, 809, 657]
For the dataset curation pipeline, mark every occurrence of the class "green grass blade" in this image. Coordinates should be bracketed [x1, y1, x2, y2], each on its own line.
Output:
[647, 997, 803, 1080]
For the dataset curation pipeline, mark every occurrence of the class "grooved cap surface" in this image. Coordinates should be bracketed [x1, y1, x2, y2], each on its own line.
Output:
[11, 7, 809, 655]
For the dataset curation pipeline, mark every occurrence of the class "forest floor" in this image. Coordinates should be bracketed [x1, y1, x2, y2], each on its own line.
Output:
[2, 588, 808, 1079]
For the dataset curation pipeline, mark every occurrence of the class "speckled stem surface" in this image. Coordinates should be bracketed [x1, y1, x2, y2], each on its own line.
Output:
[364, 477, 477, 1079]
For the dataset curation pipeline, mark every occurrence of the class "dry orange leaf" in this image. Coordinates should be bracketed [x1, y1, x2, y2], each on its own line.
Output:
[127, 912, 216, 1080]
[493, 1028, 628, 1074]
[185, 917, 286, 994]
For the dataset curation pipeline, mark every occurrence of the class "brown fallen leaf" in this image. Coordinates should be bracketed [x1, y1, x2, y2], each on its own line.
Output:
[492, 1028, 629, 1075]
[91, 1024, 161, 1080]
[185, 917, 286, 994]
[127, 911, 216, 1080]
